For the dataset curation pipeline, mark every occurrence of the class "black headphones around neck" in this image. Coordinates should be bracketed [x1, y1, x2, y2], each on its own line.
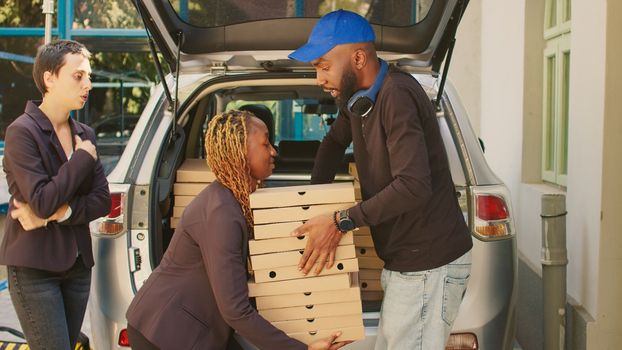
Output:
[347, 59, 389, 117]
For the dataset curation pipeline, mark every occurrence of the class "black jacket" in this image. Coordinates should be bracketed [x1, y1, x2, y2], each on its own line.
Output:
[312, 67, 472, 272]
[0, 100, 111, 272]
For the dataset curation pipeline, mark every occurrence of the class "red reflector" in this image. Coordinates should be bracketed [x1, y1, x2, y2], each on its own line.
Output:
[109, 193, 123, 218]
[118, 328, 130, 347]
[476, 194, 509, 221]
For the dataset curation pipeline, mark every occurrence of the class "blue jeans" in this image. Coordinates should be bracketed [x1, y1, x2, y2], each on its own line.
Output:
[374, 251, 472, 350]
[7, 258, 91, 350]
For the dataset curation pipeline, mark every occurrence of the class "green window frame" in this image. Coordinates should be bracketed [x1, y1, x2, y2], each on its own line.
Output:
[542, 0, 571, 186]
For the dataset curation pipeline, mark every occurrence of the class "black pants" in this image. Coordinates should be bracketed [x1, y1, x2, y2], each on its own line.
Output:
[126, 325, 243, 350]
[8, 258, 91, 350]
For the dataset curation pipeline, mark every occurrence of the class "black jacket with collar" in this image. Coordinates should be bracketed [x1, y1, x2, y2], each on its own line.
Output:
[0, 100, 111, 272]
[312, 67, 472, 272]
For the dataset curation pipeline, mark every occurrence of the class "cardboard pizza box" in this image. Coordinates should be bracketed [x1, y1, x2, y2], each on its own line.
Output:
[287, 325, 365, 344]
[255, 286, 361, 311]
[272, 314, 363, 334]
[354, 226, 372, 236]
[247, 273, 352, 297]
[249, 232, 353, 255]
[358, 269, 382, 280]
[348, 162, 359, 181]
[353, 234, 375, 248]
[250, 183, 355, 209]
[176, 158, 216, 183]
[355, 246, 377, 258]
[174, 195, 195, 207]
[173, 183, 209, 196]
[250, 245, 356, 271]
[253, 203, 354, 225]
[353, 180, 362, 201]
[253, 221, 303, 240]
[358, 257, 385, 269]
[361, 291, 384, 301]
[253, 258, 359, 283]
[259, 301, 362, 322]
[359, 279, 383, 292]
[173, 206, 185, 218]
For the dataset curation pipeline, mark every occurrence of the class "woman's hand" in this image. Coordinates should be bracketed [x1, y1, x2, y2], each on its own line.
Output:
[10, 199, 69, 230]
[74, 135, 97, 160]
[11, 199, 47, 231]
[307, 331, 352, 350]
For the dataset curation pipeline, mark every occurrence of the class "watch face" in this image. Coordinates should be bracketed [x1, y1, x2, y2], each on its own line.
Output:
[341, 219, 355, 231]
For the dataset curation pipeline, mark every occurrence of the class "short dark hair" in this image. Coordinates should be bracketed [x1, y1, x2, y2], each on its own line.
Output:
[32, 40, 91, 95]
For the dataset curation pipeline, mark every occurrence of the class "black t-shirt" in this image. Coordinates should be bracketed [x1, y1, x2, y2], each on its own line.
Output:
[312, 66, 472, 272]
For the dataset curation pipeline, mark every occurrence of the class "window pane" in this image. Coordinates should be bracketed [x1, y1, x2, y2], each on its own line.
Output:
[544, 55, 556, 172]
[73, 0, 143, 29]
[0, 1, 57, 27]
[76, 51, 156, 174]
[545, 0, 557, 29]
[564, 0, 571, 22]
[560, 51, 570, 175]
[168, 0, 433, 27]
[0, 37, 45, 139]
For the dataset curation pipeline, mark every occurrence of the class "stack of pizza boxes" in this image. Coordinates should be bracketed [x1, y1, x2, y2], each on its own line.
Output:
[349, 163, 385, 301]
[247, 183, 365, 344]
[171, 159, 216, 229]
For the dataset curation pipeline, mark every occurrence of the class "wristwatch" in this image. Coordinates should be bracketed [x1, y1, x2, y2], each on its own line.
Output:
[335, 209, 355, 233]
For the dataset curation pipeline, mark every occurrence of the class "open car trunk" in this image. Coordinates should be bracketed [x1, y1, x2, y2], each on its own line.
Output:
[148, 73, 469, 320]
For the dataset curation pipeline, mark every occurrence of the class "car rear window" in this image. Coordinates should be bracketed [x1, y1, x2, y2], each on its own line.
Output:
[167, 0, 434, 27]
[225, 99, 350, 148]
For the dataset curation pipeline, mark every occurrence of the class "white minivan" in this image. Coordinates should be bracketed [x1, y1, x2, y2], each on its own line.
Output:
[88, 0, 517, 349]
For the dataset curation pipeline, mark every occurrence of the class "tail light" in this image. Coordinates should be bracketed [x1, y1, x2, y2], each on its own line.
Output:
[471, 185, 514, 239]
[90, 184, 130, 236]
[446, 332, 478, 349]
[118, 328, 130, 347]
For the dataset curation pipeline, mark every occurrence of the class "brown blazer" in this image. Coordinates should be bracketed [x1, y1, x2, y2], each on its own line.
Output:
[0, 101, 111, 272]
[126, 181, 306, 350]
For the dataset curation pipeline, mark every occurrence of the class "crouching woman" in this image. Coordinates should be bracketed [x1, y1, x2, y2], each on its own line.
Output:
[126, 110, 349, 350]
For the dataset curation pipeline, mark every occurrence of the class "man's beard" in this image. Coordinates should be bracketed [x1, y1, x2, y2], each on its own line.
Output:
[335, 66, 358, 111]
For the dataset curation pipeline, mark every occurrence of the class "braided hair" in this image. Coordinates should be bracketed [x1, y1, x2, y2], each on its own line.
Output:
[204, 110, 255, 230]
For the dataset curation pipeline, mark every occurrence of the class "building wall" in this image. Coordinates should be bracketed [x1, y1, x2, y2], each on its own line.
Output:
[478, 0, 525, 205]
[564, 0, 606, 319]
[589, 0, 622, 347]
[450, 0, 622, 348]
[450, 0, 482, 135]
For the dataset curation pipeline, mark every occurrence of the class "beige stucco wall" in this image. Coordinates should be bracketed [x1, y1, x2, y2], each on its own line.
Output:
[449, 0, 621, 346]
[588, 0, 622, 347]
[449, 0, 482, 135]
[565, 0, 606, 318]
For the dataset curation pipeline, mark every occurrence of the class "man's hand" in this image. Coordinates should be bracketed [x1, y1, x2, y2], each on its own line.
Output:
[11, 199, 46, 231]
[307, 331, 352, 350]
[291, 213, 342, 275]
[74, 135, 97, 160]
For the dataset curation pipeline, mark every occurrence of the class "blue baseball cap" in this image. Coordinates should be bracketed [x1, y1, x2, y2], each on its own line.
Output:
[289, 9, 375, 62]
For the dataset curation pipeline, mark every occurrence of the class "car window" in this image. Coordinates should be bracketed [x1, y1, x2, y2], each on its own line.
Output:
[225, 99, 352, 151]
[168, 0, 434, 27]
[92, 114, 140, 175]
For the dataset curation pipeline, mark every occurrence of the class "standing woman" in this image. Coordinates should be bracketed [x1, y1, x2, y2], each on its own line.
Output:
[126, 111, 348, 350]
[0, 40, 111, 349]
